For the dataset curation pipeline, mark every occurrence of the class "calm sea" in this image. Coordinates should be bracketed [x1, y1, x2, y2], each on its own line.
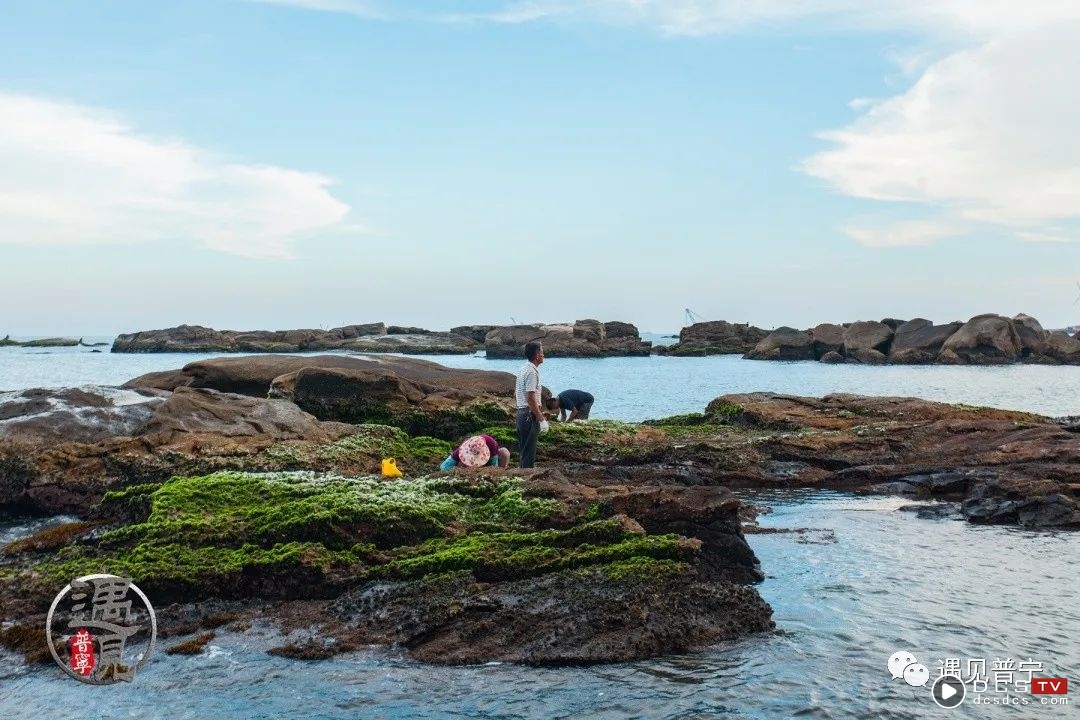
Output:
[3, 339, 1080, 419]
[1, 342, 1078, 719]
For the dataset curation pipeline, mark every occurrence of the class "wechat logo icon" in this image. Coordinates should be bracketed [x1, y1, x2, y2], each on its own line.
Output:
[888, 650, 930, 687]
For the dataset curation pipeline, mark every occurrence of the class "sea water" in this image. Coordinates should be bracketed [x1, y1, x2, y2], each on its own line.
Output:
[1, 343, 1078, 718]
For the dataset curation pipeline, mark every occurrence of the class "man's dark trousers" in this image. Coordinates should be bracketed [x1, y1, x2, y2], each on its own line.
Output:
[516, 408, 540, 468]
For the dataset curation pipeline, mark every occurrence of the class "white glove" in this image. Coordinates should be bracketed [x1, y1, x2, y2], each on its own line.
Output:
[539, 420, 550, 433]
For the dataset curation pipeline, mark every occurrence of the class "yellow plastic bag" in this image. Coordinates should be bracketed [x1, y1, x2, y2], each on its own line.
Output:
[381, 457, 403, 478]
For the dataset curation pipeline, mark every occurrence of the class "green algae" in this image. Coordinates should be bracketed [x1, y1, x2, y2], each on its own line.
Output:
[596, 557, 685, 581]
[306, 398, 512, 441]
[376, 519, 686, 582]
[97, 472, 558, 552]
[20, 471, 700, 604]
[265, 426, 454, 470]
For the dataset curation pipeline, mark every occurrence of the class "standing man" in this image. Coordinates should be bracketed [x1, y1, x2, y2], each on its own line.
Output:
[515, 341, 549, 468]
[545, 389, 594, 422]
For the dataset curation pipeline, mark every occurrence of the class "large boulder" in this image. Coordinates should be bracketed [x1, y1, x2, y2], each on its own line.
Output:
[112, 325, 234, 353]
[163, 354, 514, 398]
[889, 319, 963, 364]
[842, 321, 894, 361]
[138, 387, 339, 442]
[1012, 313, 1048, 358]
[273, 367, 513, 438]
[449, 325, 497, 344]
[939, 314, 1022, 364]
[810, 323, 845, 359]
[122, 355, 519, 439]
[744, 328, 815, 361]
[484, 321, 651, 358]
[1045, 331, 1080, 364]
[664, 321, 769, 356]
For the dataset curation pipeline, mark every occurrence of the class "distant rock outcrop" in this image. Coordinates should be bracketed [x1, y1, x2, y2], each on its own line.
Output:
[113, 320, 651, 357]
[484, 320, 652, 358]
[743, 327, 815, 361]
[745, 313, 1080, 365]
[659, 321, 769, 356]
[110, 323, 482, 354]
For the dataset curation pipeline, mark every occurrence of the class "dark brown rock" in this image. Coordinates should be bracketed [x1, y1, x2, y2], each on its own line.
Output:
[810, 323, 845, 358]
[112, 323, 398, 353]
[665, 321, 769, 356]
[1012, 313, 1048, 357]
[842, 321, 894, 359]
[122, 369, 193, 391]
[484, 321, 651, 358]
[275, 366, 513, 438]
[330, 565, 773, 665]
[939, 314, 1022, 364]
[745, 328, 814, 360]
[1045, 331, 1080, 364]
[178, 354, 513, 398]
[889, 319, 963, 364]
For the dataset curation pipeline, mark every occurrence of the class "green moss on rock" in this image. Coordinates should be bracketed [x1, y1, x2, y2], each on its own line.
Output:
[19, 471, 704, 608]
[376, 519, 687, 582]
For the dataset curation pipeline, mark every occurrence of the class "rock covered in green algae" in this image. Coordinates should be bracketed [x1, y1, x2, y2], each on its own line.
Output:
[1, 470, 773, 664]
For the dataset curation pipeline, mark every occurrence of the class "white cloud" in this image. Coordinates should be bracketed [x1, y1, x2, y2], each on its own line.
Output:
[240, 1, 1080, 250]
[0, 93, 350, 259]
[804, 22, 1080, 238]
[842, 219, 965, 248]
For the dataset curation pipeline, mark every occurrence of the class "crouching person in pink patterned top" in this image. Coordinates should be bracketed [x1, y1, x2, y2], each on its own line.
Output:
[439, 434, 511, 471]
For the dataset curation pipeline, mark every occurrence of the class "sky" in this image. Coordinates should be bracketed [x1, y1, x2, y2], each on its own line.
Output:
[2, 0, 1079, 336]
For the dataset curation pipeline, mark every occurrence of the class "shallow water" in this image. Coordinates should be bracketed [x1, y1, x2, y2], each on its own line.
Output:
[4, 342, 1080, 420]
[2, 493, 1077, 719]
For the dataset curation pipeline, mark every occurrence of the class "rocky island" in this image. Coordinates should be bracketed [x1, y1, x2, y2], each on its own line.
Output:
[110, 320, 652, 358]
[2, 354, 1077, 669]
[658, 313, 1080, 365]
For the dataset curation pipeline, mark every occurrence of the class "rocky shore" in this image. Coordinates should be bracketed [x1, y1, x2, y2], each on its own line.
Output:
[110, 320, 652, 358]
[745, 313, 1080, 365]
[2, 354, 1077, 670]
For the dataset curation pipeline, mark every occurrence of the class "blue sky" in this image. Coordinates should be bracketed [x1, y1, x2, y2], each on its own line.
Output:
[2, 1, 1078, 336]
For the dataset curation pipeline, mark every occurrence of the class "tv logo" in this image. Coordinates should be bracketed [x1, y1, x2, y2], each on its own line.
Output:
[1031, 678, 1068, 695]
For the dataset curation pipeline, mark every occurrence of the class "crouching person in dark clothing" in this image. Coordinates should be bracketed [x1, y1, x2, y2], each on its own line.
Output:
[545, 389, 594, 422]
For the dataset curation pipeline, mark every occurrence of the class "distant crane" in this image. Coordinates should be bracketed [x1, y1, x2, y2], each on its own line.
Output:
[684, 308, 706, 326]
[510, 316, 519, 325]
